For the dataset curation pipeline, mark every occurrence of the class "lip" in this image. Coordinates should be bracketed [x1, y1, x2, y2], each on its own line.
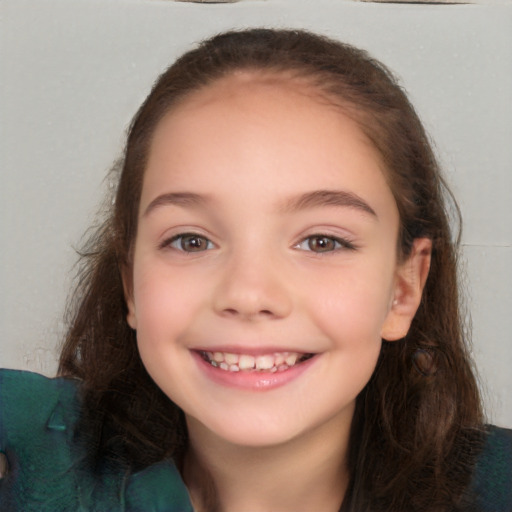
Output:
[192, 350, 318, 391]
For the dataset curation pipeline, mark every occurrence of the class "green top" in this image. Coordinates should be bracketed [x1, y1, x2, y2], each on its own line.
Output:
[1, 369, 511, 511]
[0, 369, 193, 511]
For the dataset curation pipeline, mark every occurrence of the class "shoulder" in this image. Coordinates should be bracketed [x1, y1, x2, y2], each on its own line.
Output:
[0, 368, 81, 438]
[470, 425, 512, 512]
[0, 369, 82, 466]
[0, 369, 83, 510]
[0, 369, 193, 511]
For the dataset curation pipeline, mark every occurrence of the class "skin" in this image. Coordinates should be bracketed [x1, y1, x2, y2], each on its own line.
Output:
[125, 73, 431, 512]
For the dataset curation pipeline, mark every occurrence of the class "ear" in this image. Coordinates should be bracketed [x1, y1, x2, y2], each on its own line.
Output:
[121, 264, 137, 330]
[381, 238, 432, 342]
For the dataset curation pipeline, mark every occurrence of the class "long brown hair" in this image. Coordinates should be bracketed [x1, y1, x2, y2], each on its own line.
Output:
[59, 29, 484, 510]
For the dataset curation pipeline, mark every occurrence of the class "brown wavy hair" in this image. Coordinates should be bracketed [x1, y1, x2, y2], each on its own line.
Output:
[59, 28, 484, 511]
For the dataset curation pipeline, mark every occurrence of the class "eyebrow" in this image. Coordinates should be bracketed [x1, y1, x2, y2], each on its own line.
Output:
[280, 190, 377, 217]
[143, 189, 377, 218]
[143, 192, 209, 217]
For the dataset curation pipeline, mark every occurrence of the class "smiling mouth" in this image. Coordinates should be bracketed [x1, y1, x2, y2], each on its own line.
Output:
[199, 350, 315, 373]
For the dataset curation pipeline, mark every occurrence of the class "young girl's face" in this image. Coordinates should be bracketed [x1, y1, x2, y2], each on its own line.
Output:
[126, 73, 421, 449]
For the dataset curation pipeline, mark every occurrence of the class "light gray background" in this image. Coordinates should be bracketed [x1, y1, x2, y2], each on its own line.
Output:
[1, 0, 511, 427]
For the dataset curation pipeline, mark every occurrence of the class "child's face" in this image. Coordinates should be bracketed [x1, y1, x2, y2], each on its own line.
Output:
[126, 74, 417, 449]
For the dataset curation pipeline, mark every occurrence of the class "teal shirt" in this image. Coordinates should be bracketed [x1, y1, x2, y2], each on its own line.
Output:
[0, 370, 193, 511]
[1, 369, 511, 511]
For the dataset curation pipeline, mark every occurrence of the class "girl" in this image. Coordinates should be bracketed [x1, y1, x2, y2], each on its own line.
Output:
[1, 28, 511, 512]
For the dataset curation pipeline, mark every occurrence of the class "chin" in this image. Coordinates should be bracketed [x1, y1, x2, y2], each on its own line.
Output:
[189, 413, 307, 449]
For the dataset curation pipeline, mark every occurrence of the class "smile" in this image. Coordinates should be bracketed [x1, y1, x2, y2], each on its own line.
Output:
[199, 350, 314, 373]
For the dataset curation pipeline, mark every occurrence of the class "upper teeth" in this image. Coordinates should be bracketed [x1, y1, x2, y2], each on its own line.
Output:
[202, 351, 306, 372]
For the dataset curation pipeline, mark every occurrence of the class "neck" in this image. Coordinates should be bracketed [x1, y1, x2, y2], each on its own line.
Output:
[182, 417, 351, 512]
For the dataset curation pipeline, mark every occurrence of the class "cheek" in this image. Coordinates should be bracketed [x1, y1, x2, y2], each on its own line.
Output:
[131, 262, 203, 342]
[305, 263, 395, 343]
[131, 266, 199, 392]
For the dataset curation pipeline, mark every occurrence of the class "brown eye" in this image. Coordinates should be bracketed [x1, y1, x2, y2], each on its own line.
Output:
[307, 236, 337, 252]
[168, 234, 213, 252]
[295, 235, 355, 253]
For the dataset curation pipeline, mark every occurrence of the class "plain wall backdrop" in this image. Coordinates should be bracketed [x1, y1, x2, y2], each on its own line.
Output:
[1, 0, 511, 426]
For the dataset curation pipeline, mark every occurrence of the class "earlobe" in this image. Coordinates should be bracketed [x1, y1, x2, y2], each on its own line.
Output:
[126, 298, 137, 330]
[381, 238, 432, 342]
[122, 265, 137, 330]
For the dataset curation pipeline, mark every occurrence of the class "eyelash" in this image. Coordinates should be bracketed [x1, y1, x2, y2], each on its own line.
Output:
[161, 233, 214, 253]
[294, 234, 357, 253]
[160, 232, 356, 254]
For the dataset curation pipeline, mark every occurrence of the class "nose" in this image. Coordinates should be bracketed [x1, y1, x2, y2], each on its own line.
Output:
[212, 249, 292, 321]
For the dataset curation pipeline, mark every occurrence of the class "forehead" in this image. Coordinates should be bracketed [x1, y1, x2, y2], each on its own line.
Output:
[141, 71, 394, 218]
[172, 69, 352, 126]
[147, 70, 382, 169]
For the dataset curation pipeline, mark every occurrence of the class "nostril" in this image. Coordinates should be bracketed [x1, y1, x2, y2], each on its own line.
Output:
[221, 308, 276, 318]
[0, 452, 8, 478]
